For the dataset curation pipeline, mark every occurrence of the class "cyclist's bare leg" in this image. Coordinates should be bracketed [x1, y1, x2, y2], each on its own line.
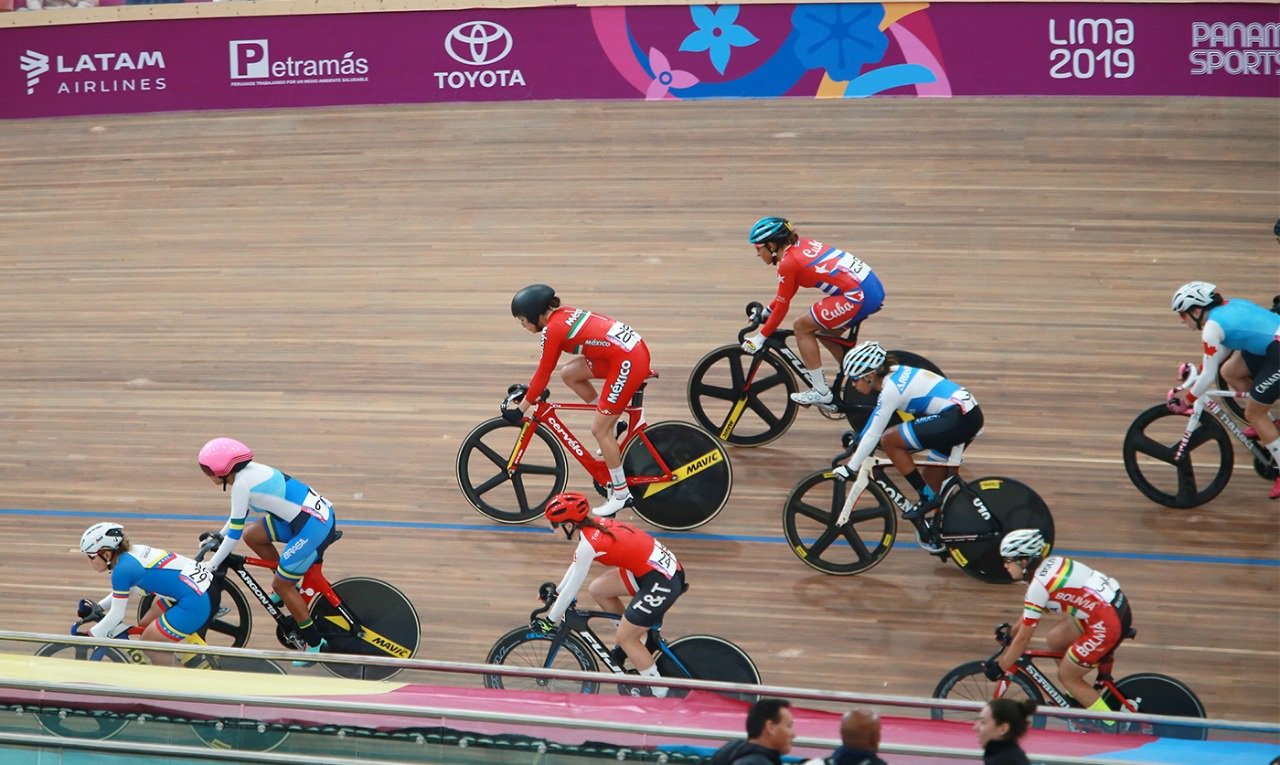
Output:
[138, 621, 180, 667]
[920, 464, 956, 493]
[881, 428, 931, 498]
[1046, 619, 1101, 707]
[1220, 351, 1250, 393]
[273, 571, 312, 626]
[588, 573, 652, 669]
[817, 334, 847, 367]
[560, 357, 598, 403]
[1243, 397, 1280, 444]
[592, 410, 625, 472]
[794, 314, 824, 375]
[587, 572, 626, 616]
[243, 520, 280, 565]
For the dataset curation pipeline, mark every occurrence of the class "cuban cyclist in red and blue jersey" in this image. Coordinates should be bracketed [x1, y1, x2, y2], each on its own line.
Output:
[741, 216, 885, 408]
[198, 437, 338, 659]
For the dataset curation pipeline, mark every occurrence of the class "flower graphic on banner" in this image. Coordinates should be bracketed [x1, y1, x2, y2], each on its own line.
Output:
[679, 5, 759, 75]
[791, 3, 888, 83]
[646, 47, 699, 99]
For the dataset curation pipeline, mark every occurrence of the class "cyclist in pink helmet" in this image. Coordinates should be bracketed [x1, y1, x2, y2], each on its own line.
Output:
[197, 437, 338, 663]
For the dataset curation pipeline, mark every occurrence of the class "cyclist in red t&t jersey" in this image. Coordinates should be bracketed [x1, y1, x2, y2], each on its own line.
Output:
[537, 492, 686, 696]
[509, 285, 652, 517]
[741, 217, 886, 408]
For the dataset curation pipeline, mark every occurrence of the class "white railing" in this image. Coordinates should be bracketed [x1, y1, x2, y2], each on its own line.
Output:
[3, 629, 1276, 763]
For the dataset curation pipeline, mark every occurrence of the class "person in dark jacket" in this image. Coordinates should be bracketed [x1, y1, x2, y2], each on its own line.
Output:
[816, 709, 887, 765]
[710, 698, 795, 765]
[974, 698, 1035, 765]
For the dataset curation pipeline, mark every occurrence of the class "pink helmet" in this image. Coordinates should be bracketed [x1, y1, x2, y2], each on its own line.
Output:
[198, 437, 254, 478]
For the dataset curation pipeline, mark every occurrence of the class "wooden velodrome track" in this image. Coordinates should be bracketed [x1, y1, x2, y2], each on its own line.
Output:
[0, 96, 1276, 727]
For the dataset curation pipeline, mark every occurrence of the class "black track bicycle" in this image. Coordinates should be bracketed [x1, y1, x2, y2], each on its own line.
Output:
[933, 623, 1207, 739]
[687, 302, 943, 446]
[783, 432, 1053, 581]
[1123, 361, 1279, 508]
[484, 583, 760, 699]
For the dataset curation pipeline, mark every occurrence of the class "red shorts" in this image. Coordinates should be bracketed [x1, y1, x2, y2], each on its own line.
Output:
[1066, 610, 1125, 668]
[587, 342, 651, 416]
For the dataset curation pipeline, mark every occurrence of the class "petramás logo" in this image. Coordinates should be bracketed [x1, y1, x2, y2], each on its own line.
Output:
[435, 20, 526, 91]
[19, 49, 166, 96]
[228, 39, 370, 87]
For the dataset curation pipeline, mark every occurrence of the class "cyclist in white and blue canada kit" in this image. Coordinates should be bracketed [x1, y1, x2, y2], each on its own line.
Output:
[198, 437, 337, 659]
[833, 341, 984, 520]
[1169, 281, 1280, 500]
[79, 522, 214, 666]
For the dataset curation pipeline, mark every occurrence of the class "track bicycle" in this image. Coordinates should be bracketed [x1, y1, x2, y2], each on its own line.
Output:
[33, 603, 289, 750]
[1123, 361, 1279, 508]
[686, 301, 943, 446]
[782, 431, 1053, 581]
[484, 583, 760, 699]
[138, 531, 422, 681]
[932, 622, 1207, 740]
[456, 378, 733, 531]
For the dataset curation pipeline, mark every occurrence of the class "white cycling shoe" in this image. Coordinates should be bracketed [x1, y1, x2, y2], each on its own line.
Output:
[790, 388, 833, 406]
[592, 492, 633, 517]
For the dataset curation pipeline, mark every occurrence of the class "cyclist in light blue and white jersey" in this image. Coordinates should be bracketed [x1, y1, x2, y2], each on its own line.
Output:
[832, 342, 984, 521]
[1169, 281, 1280, 500]
[198, 437, 337, 658]
[79, 522, 214, 666]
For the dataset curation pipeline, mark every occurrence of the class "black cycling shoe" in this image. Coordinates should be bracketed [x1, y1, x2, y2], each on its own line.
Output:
[902, 494, 940, 521]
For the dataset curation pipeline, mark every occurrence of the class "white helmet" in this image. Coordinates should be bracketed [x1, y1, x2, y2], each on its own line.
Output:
[1171, 281, 1217, 313]
[842, 341, 888, 380]
[1000, 528, 1047, 560]
[80, 522, 125, 555]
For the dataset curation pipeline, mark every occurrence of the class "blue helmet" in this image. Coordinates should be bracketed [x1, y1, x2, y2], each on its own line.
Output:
[748, 216, 794, 245]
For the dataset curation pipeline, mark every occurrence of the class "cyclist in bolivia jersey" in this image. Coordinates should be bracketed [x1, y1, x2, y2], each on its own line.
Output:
[984, 529, 1133, 725]
[741, 217, 886, 408]
[78, 522, 214, 666]
[197, 437, 338, 661]
[539, 492, 686, 697]
[509, 284, 653, 518]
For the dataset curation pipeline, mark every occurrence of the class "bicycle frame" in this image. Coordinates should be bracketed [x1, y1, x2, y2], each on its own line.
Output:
[1174, 386, 1271, 468]
[224, 554, 414, 660]
[507, 394, 688, 495]
[997, 642, 1137, 714]
[533, 601, 694, 680]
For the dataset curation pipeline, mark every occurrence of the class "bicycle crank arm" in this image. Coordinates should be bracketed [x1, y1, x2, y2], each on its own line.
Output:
[319, 614, 414, 660]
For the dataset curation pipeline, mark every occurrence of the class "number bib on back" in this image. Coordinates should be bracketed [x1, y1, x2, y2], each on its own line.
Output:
[606, 321, 641, 352]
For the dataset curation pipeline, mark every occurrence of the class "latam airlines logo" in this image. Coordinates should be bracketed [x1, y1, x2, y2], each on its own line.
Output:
[19, 49, 166, 96]
[435, 20, 526, 90]
[19, 50, 47, 95]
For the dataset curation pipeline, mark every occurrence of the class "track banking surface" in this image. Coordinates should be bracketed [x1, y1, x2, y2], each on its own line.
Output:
[8, 507, 1275, 569]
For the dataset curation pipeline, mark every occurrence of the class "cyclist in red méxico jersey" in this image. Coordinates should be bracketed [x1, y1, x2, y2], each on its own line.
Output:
[508, 285, 652, 517]
[741, 217, 886, 408]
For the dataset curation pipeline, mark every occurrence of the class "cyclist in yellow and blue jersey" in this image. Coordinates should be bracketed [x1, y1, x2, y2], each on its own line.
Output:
[197, 437, 337, 659]
[79, 522, 214, 666]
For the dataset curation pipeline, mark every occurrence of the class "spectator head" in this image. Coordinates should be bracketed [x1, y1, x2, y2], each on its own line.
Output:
[840, 709, 881, 752]
[975, 698, 1036, 746]
[746, 698, 795, 754]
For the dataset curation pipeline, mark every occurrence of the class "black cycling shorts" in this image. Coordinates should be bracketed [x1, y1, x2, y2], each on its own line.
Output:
[1244, 340, 1280, 405]
[624, 568, 685, 628]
